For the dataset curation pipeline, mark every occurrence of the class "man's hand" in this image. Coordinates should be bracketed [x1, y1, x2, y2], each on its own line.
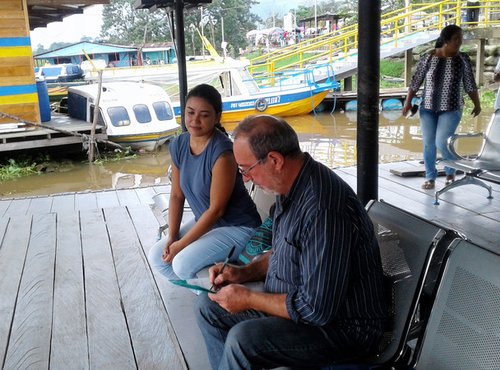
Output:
[209, 263, 243, 289]
[209, 284, 251, 313]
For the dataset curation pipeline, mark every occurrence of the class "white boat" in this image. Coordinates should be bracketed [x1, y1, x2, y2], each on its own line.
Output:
[67, 82, 180, 151]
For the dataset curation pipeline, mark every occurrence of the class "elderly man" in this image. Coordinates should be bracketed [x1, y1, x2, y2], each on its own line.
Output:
[195, 115, 387, 370]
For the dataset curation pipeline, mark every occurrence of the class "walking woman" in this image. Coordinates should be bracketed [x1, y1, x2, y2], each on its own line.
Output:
[403, 24, 481, 189]
[148, 84, 261, 280]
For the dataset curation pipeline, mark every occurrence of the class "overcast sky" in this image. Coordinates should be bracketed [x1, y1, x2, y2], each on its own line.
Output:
[30, 5, 103, 49]
[29, 1, 307, 49]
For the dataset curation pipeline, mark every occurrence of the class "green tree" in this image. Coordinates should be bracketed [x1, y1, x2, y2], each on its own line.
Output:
[184, 0, 261, 56]
[101, 0, 172, 44]
[100, 0, 260, 57]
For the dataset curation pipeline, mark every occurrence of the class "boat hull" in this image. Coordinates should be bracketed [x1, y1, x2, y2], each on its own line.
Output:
[108, 128, 178, 151]
[173, 89, 329, 123]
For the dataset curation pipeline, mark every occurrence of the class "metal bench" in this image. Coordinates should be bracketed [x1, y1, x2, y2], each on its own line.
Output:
[414, 239, 500, 369]
[353, 200, 459, 367]
[434, 111, 500, 205]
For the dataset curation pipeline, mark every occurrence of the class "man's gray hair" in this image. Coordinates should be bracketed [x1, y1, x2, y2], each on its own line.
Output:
[233, 115, 301, 160]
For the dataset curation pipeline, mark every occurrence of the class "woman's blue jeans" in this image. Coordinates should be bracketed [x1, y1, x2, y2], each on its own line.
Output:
[419, 108, 462, 180]
[195, 294, 352, 370]
[148, 218, 254, 280]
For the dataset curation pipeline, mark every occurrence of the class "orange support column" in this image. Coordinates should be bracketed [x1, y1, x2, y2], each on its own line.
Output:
[0, 0, 40, 127]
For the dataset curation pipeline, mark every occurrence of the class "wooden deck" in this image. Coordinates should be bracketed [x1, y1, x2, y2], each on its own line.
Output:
[0, 114, 106, 152]
[0, 161, 498, 370]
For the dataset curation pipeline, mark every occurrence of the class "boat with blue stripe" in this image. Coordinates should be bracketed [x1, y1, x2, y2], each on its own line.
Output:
[171, 64, 340, 123]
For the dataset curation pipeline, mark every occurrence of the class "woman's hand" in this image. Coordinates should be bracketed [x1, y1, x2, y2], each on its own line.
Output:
[471, 105, 481, 117]
[402, 101, 412, 117]
[162, 240, 185, 263]
[161, 235, 179, 263]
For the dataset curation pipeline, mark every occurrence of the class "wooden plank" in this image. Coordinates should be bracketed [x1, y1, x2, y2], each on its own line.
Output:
[116, 188, 141, 207]
[153, 184, 171, 194]
[0, 0, 22, 10]
[2, 197, 30, 216]
[127, 205, 207, 369]
[50, 210, 88, 368]
[26, 196, 53, 214]
[3, 213, 56, 369]
[80, 209, 136, 369]
[104, 206, 186, 369]
[50, 193, 75, 213]
[75, 192, 98, 211]
[379, 168, 500, 213]
[134, 186, 157, 205]
[95, 190, 120, 209]
[0, 74, 34, 86]
[0, 216, 31, 367]
[127, 204, 161, 256]
[0, 28, 26, 38]
[0, 199, 12, 217]
[336, 166, 498, 248]
[0, 56, 31, 67]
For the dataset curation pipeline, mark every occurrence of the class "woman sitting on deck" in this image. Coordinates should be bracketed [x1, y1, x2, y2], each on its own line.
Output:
[148, 84, 261, 280]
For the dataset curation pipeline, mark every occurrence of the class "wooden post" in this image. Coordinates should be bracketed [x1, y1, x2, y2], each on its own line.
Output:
[404, 48, 413, 87]
[89, 70, 103, 162]
[476, 38, 485, 87]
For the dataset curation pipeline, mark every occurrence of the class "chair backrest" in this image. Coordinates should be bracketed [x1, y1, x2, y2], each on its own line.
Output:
[415, 239, 500, 370]
[252, 187, 276, 222]
[365, 200, 453, 365]
[479, 111, 500, 162]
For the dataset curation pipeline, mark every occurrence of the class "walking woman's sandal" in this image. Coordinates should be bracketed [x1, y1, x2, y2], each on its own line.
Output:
[421, 180, 435, 190]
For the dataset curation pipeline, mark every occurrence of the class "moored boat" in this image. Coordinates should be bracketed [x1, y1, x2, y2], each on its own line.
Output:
[170, 65, 340, 123]
[67, 82, 180, 151]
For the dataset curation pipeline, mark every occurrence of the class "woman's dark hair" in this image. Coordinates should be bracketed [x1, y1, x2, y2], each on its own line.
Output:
[435, 24, 462, 48]
[186, 83, 227, 134]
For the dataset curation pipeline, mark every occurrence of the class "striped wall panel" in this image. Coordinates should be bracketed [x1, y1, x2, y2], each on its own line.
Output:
[0, 0, 40, 125]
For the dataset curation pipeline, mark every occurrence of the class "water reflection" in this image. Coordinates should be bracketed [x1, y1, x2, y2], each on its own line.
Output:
[0, 109, 492, 198]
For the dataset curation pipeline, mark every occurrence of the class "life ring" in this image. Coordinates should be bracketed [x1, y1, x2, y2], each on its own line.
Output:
[255, 98, 268, 112]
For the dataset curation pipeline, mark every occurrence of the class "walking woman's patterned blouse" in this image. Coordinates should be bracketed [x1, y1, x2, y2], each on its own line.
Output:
[409, 52, 477, 112]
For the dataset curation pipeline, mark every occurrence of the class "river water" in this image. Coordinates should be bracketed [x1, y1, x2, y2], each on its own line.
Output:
[0, 109, 492, 198]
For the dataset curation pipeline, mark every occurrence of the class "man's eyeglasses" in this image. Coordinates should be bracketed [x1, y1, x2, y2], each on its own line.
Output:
[238, 159, 263, 177]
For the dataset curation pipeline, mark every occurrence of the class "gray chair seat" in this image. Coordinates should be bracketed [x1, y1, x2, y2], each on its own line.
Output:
[434, 111, 500, 204]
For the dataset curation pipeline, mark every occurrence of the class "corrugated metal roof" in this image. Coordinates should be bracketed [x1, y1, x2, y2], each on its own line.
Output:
[34, 42, 137, 59]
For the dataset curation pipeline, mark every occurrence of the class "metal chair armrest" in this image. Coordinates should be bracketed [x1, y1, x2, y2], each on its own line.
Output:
[447, 132, 484, 160]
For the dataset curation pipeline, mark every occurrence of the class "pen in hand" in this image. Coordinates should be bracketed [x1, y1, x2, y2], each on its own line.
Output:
[210, 245, 236, 292]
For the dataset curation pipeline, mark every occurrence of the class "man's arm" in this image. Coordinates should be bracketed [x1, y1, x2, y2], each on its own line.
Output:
[209, 286, 289, 319]
[209, 251, 270, 287]
[208, 252, 291, 318]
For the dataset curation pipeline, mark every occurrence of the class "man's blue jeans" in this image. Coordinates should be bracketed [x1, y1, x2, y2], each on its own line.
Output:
[419, 108, 462, 180]
[148, 218, 254, 280]
[195, 294, 354, 370]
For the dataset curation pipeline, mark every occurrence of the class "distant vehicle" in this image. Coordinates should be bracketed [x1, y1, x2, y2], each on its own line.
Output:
[35, 63, 84, 83]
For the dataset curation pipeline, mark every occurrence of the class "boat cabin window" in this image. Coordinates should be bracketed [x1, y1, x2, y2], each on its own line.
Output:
[89, 105, 106, 126]
[133, 104, 152, 124]
[153, 101, 174, 121]
[107, 106, 131, 127]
